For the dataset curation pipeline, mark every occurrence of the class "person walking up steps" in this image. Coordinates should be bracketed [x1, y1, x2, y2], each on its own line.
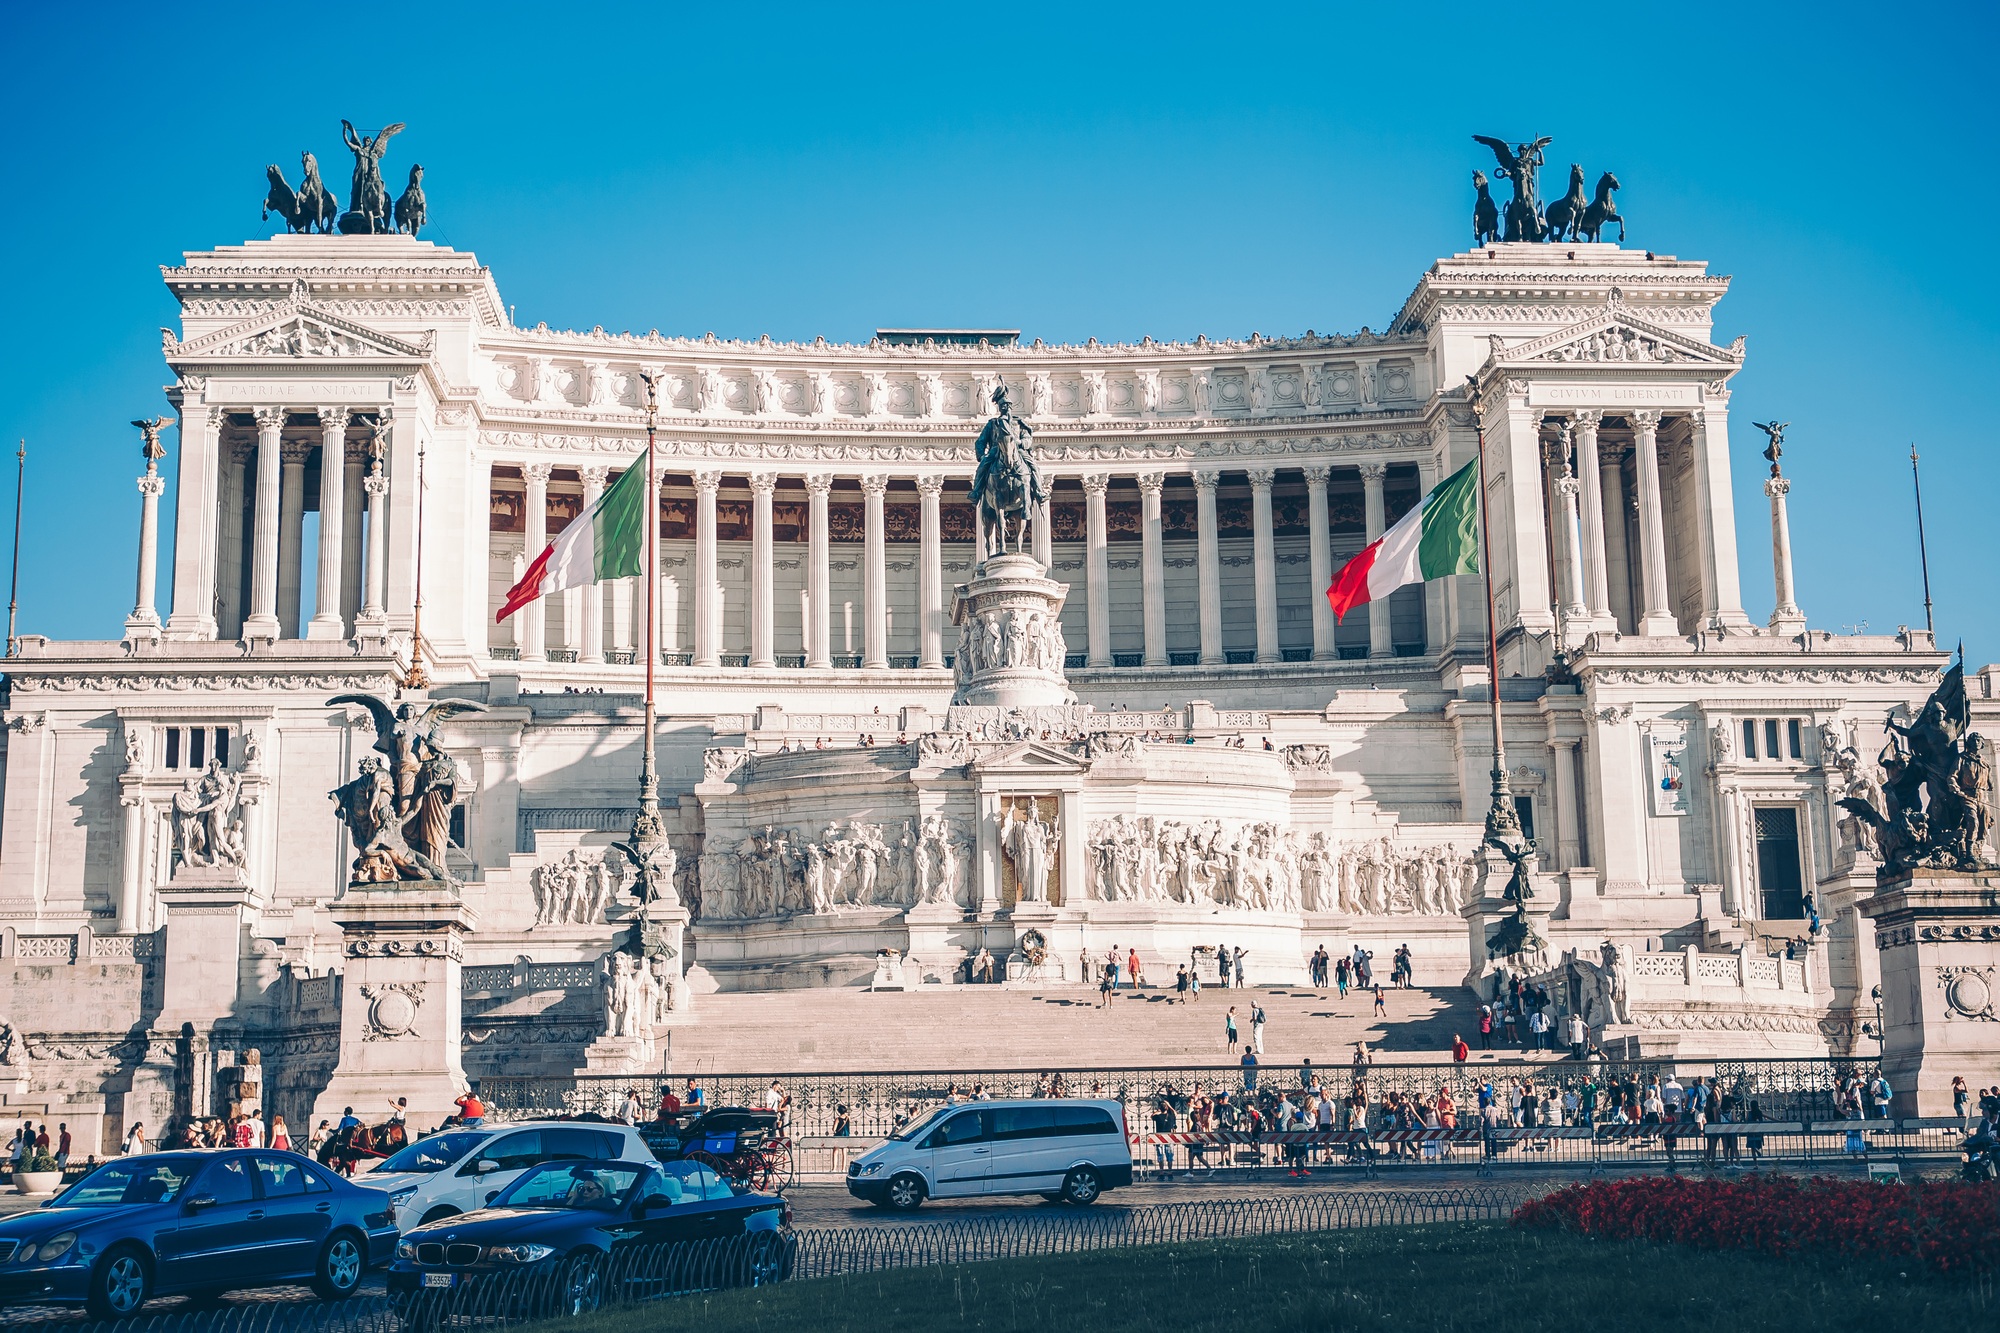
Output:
[1176, 964, 1190, 1003]
[1225, 1006, 1239, 1052]
[1373, 985, 1387, 1017]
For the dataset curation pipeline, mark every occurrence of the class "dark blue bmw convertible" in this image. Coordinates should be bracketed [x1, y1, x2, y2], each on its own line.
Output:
[0, 1149, 399, 1319]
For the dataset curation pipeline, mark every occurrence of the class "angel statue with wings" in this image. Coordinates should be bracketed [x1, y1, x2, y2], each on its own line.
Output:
[327, 693, 486, 882]
[1473, 134, 1553, 242]
[340, 120, 406, 234]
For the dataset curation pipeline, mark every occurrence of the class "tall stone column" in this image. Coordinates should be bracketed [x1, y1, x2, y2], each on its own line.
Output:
[340, 447, 365, 629]
[1031, 489, 1053, 569]
[1249, 467, 1280, 663]
[1082, 474, 1111, 668]
[1304, 464, 1333, 661]
[1138, 472, 1167, 667]
[579, 467, 609, 662]
[165, 401, 221, 640]
[1359, 462, 1391, 659]
[242, 407, 285, 641]
[521, 462, 549, 661]
[1689, 404, 1752, 629]
[1194, 469, 1225, 665]
[1630, 410, 1678, 635]
[1571, 410, 1612, 628]
[1499, 394, 1554, 632]
[749, 472, 776, 668]
[308, 408, 349, 639]
[1599, 446, 1634, 633]
[1765, 473, 1807, 634]
[692, 471, 720, 667]
[125, 433, 166, 642]
[862, 474, 888, 668]
[277, 443, 308, 638]
[358, 463, 389, 635]
[1556, 467, 1589, 647]
[806, 475, 832, 668]
[917, 475, 944, 669]
[1551, 736, 1582, 871]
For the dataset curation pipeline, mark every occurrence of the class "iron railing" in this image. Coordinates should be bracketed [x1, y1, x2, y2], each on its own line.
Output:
[56, 1189, 1520, 1333]
[478, 1056, 1880, 1142]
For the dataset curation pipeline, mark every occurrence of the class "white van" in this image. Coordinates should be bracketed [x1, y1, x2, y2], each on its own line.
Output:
[360, 1120, 653, 1231]
[846, 1098, 1133, 1211]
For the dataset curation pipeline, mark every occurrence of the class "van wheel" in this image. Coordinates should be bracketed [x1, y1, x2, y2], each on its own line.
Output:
[1061, 1167, 1102, 1206]
[885, 1173, 926, 1211]
[419, 1205, 461, 1226]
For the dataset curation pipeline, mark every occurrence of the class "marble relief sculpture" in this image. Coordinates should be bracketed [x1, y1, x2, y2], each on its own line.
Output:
[170, 760, 246, 872]
[531, 849, 626, 925]
[695, 815, 969, 921]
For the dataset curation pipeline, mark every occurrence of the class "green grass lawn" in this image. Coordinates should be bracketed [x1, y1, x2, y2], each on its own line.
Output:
[543, 1222, 1996, 1333]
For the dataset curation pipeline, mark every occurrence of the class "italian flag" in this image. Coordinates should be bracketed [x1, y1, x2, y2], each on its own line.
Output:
[1325, 458, 1480, 622]
[497, 462, 647, 622]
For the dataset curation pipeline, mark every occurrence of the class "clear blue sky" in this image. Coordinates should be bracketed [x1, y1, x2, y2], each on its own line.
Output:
[2, 2, 1994, 661]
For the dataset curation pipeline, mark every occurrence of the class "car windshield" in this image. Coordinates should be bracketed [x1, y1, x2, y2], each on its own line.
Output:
[53, 1157, 198, 1208]
[493, 1162, 647, 1211]
[889, 1106, 956, 1142]
[372, 1131, 490, 1175]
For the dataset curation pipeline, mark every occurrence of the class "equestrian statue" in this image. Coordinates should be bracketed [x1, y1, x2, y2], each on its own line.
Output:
[1473, 134, 1552, 242]
[970, 384, 1047, 558]
[1470, 137, 1628, 246]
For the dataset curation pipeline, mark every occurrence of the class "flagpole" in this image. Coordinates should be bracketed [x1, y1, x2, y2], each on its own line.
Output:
[1466, 377, 1519, 846]
[1910, 444, 1934, 640]
[6, 440, 23, 658]
[639, 373, 660, 819]
[403, 435, 430, 691]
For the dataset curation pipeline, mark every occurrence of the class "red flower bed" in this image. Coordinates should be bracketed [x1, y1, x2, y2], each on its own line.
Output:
[1513, 1176, 2000, 1274]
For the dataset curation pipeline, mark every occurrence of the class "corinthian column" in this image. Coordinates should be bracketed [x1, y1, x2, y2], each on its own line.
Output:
[243, 407, 285, 641]
[1304, 464, 1333, 661]
[1556, 469, 1589, 649]
[359, 465, 389, 633]
[749, 473, 776, 668]
[1083, 474, 1111, 667]
[1571, 410, 1612, 628]
[308, 407, 350, 639]
[806, 475, 832, 667]
[1138, 472, 1167, 667]
[521, 462, 549, 661]
[1249, 467, 1279, 663]
[1194, 469, 1224, 665]
[1359, 462, 1392, 657]
[917, 475, 944, 669]
[125, 423, 167, 642]
[277, 442, 309, 638]
[862, 474, 888, 668]
[1630, 410, 1678, 635]
[579, 466, 608, 662]
[1766, 473, 1807, 634]
[692, 470, 720, 667]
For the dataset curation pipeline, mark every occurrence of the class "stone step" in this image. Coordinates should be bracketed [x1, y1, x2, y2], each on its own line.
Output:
[651, 983, 1489, 1073]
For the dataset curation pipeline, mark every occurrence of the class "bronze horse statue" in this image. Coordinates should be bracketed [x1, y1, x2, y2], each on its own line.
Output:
[1472, 171, 1499, 246]
[970, 385, 1046, 556]
[1580, 172, 1625, 243]
[263, 166, 305, 233]
[262, 154, 340, 234]
[1543, 164, 1589, 242]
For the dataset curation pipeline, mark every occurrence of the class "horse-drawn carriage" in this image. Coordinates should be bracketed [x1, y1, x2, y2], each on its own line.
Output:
[317, 1117, 409, 1177]
[640, 1108, 794, 1194]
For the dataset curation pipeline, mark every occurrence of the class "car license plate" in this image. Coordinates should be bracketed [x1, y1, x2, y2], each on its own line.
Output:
[422, 1273, 456, 1289]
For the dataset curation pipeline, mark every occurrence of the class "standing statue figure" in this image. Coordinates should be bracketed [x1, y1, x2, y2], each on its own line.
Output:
[1753, 421, 1789, 476]
[339, 120, 406, 234]
[133, 417, 170, 466]
[1472, 134, 1553, 242]
[327, 693, 487, 881]
[1002, 803, 1056, 903]
[970, 385, 1047, 557]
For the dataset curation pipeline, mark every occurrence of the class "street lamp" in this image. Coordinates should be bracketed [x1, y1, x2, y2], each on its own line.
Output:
[1860, 984, 1885, 1047]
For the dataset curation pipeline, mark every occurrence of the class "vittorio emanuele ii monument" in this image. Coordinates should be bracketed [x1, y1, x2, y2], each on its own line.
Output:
[1, 126, 1995, 1150]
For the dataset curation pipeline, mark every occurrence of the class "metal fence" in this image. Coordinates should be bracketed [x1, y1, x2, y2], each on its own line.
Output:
[61, 1189, 1521, 1333]
[479, 1055, 1880, 1141]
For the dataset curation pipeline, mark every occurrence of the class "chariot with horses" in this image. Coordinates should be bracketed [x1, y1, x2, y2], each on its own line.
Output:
[640, 1107, 795, 1193]
[317, 1117, 409, 1177]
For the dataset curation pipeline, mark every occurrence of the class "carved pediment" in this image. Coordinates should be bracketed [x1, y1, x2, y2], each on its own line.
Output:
[971, 739, 1090, 774]
[166, 295, 433, 362]
[1493, 293, 1743, 369]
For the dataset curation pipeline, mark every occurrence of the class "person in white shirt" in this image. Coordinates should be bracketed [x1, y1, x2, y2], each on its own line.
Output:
[122, 1122, 150, 1155]
[619, 1090, 642, 1124]
[247, 1113, 267, 1149]
[761, 1081, 786, 1116]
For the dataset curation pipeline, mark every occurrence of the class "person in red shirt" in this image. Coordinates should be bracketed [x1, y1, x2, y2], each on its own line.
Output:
[1451, 1035, 1470, 1064]
[656, 1088, 683, 1122]
[454, 1090, 485, 1127]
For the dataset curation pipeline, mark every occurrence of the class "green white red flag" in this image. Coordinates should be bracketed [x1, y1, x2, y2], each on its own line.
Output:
[497, 462, 646, 622]
[1325, 458, 1480, 621]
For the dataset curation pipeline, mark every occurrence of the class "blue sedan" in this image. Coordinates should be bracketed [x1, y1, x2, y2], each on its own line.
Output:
[0, 1149, 400, 1319]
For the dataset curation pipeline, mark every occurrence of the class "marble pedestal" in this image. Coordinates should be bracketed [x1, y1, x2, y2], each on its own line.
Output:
[1858, 869, 2000, 1116]
[314, 880, 477, 1130]
[1459, 845, 1553, 996]
[154, 864, 258, 1026]
[950, 553, 1073, 709]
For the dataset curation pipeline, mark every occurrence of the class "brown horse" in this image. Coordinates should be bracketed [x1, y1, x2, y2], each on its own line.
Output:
[318, 1119, 407, 1177]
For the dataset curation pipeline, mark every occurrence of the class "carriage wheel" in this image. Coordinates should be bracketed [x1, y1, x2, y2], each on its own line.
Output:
[687, 1148, 747, 1184]
[760, 1139, 796, 1193]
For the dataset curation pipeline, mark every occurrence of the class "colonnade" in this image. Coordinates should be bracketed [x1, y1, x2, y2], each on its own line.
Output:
[493, 459, 1439, 669]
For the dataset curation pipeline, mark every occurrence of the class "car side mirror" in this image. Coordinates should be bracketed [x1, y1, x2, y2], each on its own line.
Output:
[474, 1159, 500, 1175]
[184, 1195, 217, 1212]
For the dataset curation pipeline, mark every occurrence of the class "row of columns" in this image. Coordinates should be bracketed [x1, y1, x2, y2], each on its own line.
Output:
[507, 463, 1426, 669]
